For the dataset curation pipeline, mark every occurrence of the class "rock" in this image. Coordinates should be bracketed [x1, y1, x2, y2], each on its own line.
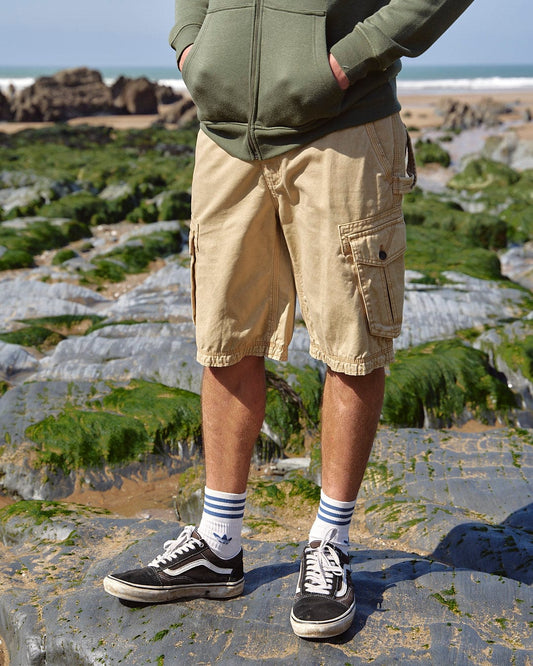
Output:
[155, 83, 183, 106]
[0, 90, 12, 121]
[0, 342, 39, 379]
[0, 427, 532, 664]
[157, 95, 197, 127]
[9, 67, 115, 122]
[396, 270, 527, 350]
[32, 322, 201, 393]
[500, 242, 533, 291]
[111, 76, 158, 115]
[0, 276, 109, 330]
[481, 131, 533, 170]
[474, 317, 533, 412]
[437, 96, 511, 131]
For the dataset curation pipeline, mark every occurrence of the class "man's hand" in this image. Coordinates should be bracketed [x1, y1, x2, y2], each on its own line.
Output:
[178, 45, 193, 72]
[328, 53, 350, 90]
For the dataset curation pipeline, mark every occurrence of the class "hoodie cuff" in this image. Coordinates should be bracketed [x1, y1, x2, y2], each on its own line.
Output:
[329, 25, 381, 85]
[169, 23, 202, 63]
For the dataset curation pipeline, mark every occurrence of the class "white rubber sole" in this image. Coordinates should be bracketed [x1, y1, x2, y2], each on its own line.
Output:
[290, 602, 356, 639]
[103, 575, 244, 603]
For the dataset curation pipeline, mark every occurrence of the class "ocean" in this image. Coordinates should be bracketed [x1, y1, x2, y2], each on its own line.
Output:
[1, 63, 533, 96]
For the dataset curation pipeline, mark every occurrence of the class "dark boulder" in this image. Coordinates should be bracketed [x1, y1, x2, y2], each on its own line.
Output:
[111, 76, 158, 114]
[10, 67, 115, 122]
[157, 94, 197, 127]
[0, 90, 13, 121]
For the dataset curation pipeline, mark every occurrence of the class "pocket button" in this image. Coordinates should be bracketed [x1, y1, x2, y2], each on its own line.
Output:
[379, 249, 387, 260]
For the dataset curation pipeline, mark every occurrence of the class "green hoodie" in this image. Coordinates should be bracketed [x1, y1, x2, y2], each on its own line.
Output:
[169, 0, 474, 161]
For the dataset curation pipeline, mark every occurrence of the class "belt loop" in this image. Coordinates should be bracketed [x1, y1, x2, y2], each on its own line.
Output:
[405, 129, 417, 189]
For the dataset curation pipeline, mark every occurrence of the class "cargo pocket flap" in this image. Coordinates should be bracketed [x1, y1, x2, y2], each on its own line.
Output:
[349, 217, 406, 267]
[340, 216, 406, 339]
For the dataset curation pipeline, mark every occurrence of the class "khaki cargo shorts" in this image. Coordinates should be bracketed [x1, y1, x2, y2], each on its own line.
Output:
[189, 113, 416, 375]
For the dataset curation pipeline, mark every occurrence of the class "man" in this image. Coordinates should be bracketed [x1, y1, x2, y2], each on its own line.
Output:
[104, 0, 474, 639]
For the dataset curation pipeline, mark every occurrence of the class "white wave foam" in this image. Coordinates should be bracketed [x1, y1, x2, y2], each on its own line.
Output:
[397, 76, 533, 93]
[0, 77, 35, 93]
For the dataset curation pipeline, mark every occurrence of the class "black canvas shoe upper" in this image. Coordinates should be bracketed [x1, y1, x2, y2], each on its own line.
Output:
[103, 525, 244, 602]
[290, 529, 355, 637]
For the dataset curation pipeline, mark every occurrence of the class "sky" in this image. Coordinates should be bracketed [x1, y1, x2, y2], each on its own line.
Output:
[0, 0, 532, 70]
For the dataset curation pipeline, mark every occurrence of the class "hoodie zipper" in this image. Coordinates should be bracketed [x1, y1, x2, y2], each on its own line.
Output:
[247, 0, 263, 160]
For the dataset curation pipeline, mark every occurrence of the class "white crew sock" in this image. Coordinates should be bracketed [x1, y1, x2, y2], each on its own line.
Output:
[197, 486, 246, 559]
[309, 490, 356, 552]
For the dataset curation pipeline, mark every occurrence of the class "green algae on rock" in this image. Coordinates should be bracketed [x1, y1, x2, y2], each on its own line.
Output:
[25, 380, 202, 473]
[382, 339, 518, 428]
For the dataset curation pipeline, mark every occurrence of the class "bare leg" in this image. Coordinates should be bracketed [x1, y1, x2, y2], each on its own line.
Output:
[320, 367, 385, 501]
[201, 356, 266, 494]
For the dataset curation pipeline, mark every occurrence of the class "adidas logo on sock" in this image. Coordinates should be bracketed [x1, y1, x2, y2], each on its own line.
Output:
[214, 532, 232, 545]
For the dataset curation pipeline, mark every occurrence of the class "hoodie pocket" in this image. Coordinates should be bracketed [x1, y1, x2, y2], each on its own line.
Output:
[181, 0, 254, 124]
[339, 212, 406, 339]
[256, 1, 344, 128]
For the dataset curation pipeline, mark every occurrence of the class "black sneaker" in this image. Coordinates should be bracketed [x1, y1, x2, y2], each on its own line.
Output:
[290, 529, 355, 638]
[103, 525, 244, 603]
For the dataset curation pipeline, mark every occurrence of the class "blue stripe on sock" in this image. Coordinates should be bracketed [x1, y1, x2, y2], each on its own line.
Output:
[204, 493, 247, 505]
[204, 499, 245, 512]
[318, 505, 353, 520]
[317, 510, 352, 526]
[203, 506, 245, 519]
[320, 499, 355, 514]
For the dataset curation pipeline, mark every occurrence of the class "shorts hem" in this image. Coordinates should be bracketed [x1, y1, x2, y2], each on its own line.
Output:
[197, 343, 288, 368]
[309, 345, 395, 376]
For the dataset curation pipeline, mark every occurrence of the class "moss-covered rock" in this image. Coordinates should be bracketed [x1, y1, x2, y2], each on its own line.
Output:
[406, 225, 503, 281]
[99, 379, 202, 451]
[24, 379, 203, 474]
[415, 139, 451, 167]
[52, 248, 78, 265]
[0, 325, 65, 351]
[448, 158, 520, 191]
[263, 362, 323, 455]
[80, 230, 183, 284]
[383, 339, 518, 428]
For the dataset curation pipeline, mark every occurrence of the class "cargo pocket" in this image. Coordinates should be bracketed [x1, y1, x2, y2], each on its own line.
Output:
[340, 212, 406, 338]
[188, 220, 198, 324]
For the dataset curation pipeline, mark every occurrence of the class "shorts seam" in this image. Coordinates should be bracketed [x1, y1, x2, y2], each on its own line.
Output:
[197, 342, 288, 367]
[309, 342, 394, 375]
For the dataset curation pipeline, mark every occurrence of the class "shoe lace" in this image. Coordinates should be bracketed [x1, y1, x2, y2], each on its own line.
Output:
[149, 525, 203, 567]
[303, 528, 344, 595]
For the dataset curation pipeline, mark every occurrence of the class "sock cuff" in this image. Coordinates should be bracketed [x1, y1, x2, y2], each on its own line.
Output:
[319, 490, 356, 510]
[317, 491, 356, 527]
[204, 487, 247, 502]
[203, 487, 247, 520]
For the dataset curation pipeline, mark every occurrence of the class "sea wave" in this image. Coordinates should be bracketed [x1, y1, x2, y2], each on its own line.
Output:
[0, 76, 188, 95]
[397, 76, 533, 93]
[2, 75, 533, 97]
